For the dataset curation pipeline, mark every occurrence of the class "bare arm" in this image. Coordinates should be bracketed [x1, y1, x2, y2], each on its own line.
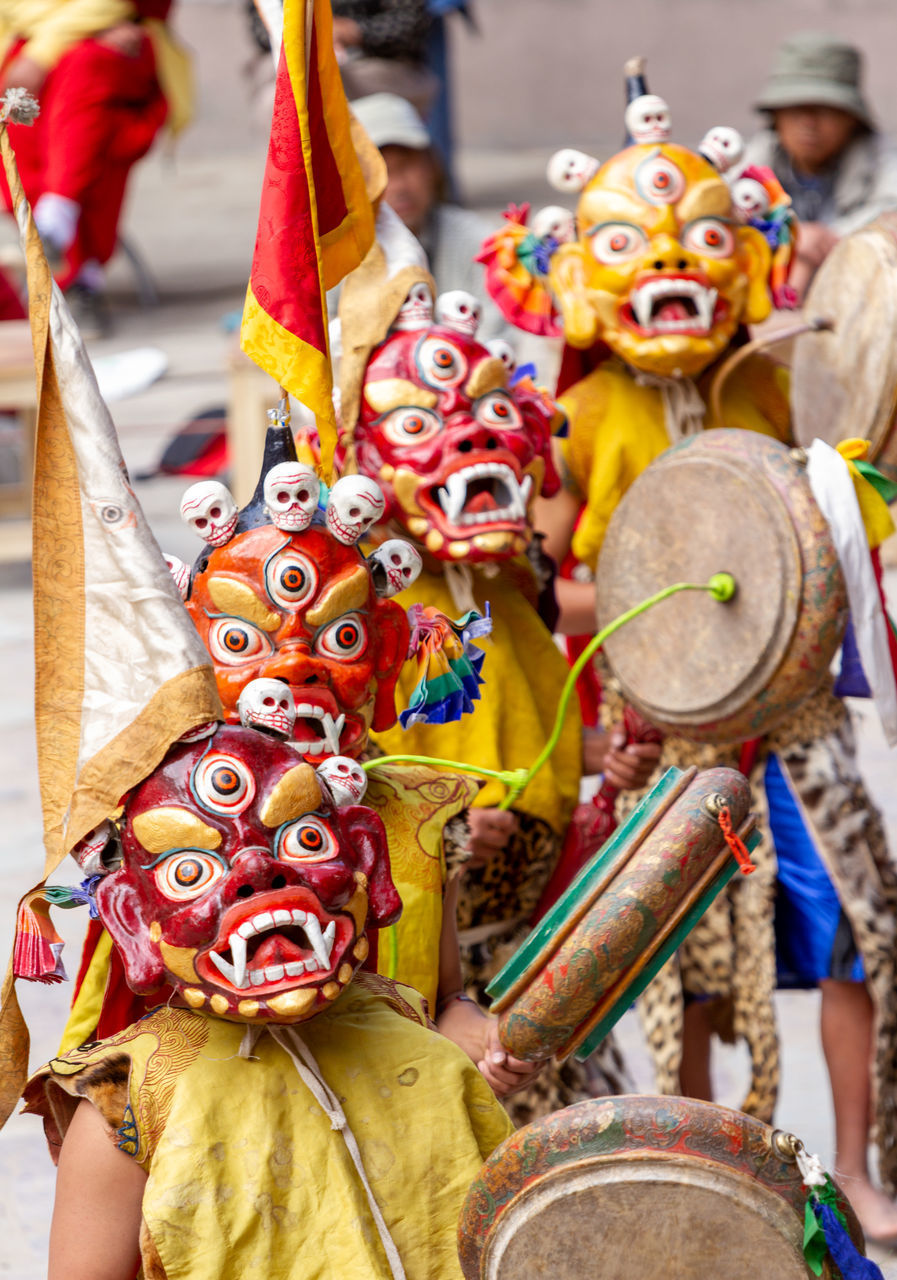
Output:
[436, 874, 547, 1097]
[49, 1099, 146, 1280]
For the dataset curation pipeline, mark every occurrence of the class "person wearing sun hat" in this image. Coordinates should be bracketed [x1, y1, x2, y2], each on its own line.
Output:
[350, 91, 510, 340]
[744, 31, 897, 299]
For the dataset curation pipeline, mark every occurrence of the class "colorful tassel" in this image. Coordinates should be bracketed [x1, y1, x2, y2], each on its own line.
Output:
[14, 889, 67, 983]
[400, 605, 490, 727]
[476, 204, 562, 338]
[802, 1168, 885, 1279]
[13, 880, 101, 983]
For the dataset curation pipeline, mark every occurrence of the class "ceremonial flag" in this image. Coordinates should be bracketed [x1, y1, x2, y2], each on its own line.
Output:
[0, 107, 222, 1124]
[241, 0, 381, 478]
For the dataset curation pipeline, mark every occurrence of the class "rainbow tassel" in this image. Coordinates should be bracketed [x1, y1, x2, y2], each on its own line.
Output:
[400, 606, 490, 727]
[14, 889, 67, 983]
[476, 204, 561, 338]
[13, 880, 99, 983]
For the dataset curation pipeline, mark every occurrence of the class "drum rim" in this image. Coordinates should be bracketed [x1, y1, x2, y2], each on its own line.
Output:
[480, 1153, 808, 1280]
[459, 1094, 863, 1280]
[793, 222, 897, 460]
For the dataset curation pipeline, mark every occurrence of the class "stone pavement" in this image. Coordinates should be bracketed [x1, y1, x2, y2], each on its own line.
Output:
[0, 10, 896, 1272]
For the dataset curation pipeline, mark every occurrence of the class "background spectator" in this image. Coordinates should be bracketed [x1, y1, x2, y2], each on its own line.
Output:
[744, 31, 897, 300]
[352, 90, 508, 340]
[0, 1, 192, 336]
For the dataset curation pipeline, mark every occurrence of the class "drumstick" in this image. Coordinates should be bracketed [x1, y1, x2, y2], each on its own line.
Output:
[708, 315, 833, 428]
[363, 573, 737, 808]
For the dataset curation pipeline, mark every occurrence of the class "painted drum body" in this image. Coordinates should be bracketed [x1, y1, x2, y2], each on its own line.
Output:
[793, 213, 897, 483]
[457, 1095, 864, 1280]
[486, 766, 756, 1063]
[596, 428, 847, 744]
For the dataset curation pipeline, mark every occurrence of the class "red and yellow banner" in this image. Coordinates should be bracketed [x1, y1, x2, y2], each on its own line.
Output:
[241, 0, 379, 478]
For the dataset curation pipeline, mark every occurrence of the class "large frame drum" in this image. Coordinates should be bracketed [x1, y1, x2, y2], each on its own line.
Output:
[458, 1095, 864, 1279]
[595, 428, 847, 744]
[487, 765, 756, 1063]
[792, 213, 897, 482]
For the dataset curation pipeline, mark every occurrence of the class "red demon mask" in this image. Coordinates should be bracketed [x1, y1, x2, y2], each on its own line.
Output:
[353, 324, 560, 564]
[97, 725, 400, 1024]
[185, 525, 408, 761]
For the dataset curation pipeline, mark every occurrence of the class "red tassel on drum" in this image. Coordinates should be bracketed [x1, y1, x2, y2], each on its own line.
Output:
[717, 805, 756, 875]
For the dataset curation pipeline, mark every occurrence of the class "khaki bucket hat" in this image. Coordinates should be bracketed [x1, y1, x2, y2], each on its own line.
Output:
[755, 32, 874, 128]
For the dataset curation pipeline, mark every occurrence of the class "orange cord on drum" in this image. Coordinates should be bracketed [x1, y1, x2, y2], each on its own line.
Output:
[718, 806, 756, 875]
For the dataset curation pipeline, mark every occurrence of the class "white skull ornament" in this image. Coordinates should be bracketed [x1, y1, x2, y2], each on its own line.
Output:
[238, 678, 296, 738]
[391, 281, 434, 332]
[698, 126, 745, 175]
[71, 820, 119, 876]
[530, 205, 576, 245]
[317, 756, 368, 807]
[547, 148, 600, 194]
[263, 462, 321, 532]
[434, 290, 481, 338]
[325, 476, 386, 545]
[369, 539, 423, 597]
[486, 339, 516, 374]
[164, 554, 191, 601]
[179, 481, 238, 547]
[731, 176, 771, 221]
[624, 94, 672, 145]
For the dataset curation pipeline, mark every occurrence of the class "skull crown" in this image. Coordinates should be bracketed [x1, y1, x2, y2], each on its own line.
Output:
[325, 476, 386, 545]
[391, 281, 434, 333]
[238, 678, 297, 739]
[368, 539, 423, 598]
[547, 147, 600, 195]
[434, 290, 481, 338]
[263, 462, 321, 532]
[180, 481, 238, 547]
[624, 93, 672, 144]
[316, 756, 368, 807]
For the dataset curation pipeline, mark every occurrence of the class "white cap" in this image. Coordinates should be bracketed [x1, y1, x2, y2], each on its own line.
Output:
[352, 93, 431, 150]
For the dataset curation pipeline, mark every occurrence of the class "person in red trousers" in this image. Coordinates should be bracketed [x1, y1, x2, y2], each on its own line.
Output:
[0, 2, 191, 335]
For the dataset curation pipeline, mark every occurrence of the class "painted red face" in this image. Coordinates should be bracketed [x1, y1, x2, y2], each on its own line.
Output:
[185, 525, 408, 761]
[354, 325, 560, 564]
[97, 725, 400, 1024]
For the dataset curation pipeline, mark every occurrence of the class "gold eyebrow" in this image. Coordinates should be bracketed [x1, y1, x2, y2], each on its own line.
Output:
[306, 565, 370, 626]
[677, 178, 733, 222]
[261, 764, 322, 828]
[208, 577, 281, 631]
[132, 808, 222, 854]
[465, 357, 507, 401]
[364, 379, 439, 415]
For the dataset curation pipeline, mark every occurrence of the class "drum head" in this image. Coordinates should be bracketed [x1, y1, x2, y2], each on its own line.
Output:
[595, 435, 802, 732]
[459, 1096, 860, 1280]
[482, 1161, 807, 1279]
[793, 218, 897, 469]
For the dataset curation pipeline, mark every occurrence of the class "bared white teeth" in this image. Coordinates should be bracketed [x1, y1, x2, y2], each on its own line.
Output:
[305, 914, 335, 970]
[435, 462, 528, 528]
[209, 949, 240, 988]
[628, 277, 718, 334]
[293, 705, 345, 755]
[212, 906, 337, 989]
[229, 933, 248, 989]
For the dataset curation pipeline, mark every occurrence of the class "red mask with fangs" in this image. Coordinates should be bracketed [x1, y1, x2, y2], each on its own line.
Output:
[353, 325, 559, 564]
[97, 725, 400, 1024]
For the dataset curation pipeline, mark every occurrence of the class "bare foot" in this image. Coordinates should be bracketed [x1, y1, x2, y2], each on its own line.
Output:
[835, 1172, 897, 1244]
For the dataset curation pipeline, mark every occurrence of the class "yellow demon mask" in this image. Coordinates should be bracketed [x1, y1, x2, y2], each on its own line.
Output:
[549, 143, 773, 378]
